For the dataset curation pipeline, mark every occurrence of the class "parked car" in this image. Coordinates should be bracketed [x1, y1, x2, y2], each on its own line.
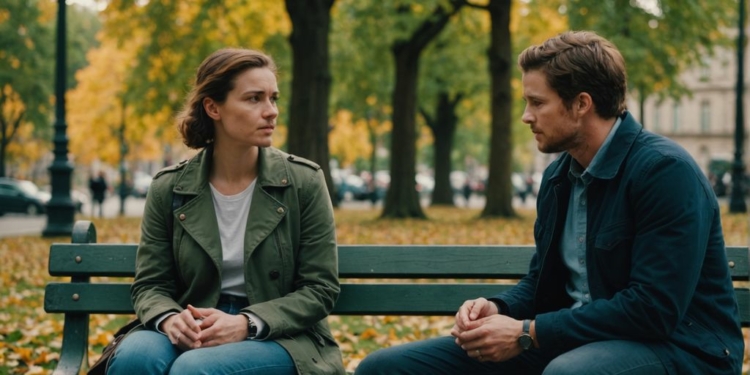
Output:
[131, 172, 153, 198]
[0, 178, 50, 215]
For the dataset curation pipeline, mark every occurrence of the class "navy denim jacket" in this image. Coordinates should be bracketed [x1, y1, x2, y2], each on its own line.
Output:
[493, 112, 743, 374]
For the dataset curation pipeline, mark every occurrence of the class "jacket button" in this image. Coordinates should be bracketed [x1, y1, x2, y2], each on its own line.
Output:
[281, 178, 288, 185]
[277, 207, 285, 214]
[269, 270, 280, 280]
[179, 213, 186, 221]
[724, 349, 730, 356]
[288, 155, 295, 161]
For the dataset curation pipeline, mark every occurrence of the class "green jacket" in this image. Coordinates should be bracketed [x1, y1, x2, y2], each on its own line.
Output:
[131, 146, 345, 375]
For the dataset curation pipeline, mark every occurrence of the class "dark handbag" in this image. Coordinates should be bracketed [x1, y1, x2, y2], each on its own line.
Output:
[87, 319, 141, 375]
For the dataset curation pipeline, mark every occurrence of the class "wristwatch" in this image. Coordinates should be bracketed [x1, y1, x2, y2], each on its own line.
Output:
[517, 319, 534, 350]
[244, 314, 258, 339]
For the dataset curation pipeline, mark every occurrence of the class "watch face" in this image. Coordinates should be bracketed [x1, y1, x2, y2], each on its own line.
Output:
[518, 334, 533, 350]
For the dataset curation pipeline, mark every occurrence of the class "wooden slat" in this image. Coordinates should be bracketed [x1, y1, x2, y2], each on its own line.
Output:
[49, 244, 138, 277]
[45, 283, 134, 314]
[43, 282, 512, 316]
[45, 284, 750, 325]
[726, 246, 750, 280]
[338, 245, 533, 278]
[735, 288, 750, 327]
[50, 243, 746, 280]
[334, 283, 513, 315]
[49, 244, 534, 279]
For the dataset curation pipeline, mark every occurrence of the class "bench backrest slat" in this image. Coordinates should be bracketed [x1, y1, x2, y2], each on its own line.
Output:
[49, 244, 750, 280]
[49, 244, 137, 277]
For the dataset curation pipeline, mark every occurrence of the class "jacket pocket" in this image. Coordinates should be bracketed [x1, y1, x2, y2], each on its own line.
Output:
[677, 314, 734, 365]
[592, 222, 633, 290]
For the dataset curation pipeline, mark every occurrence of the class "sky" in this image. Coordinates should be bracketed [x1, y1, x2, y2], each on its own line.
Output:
[67, 0, 106, 11]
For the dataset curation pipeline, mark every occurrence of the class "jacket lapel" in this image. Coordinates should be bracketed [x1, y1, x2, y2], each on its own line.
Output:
[172, 148, 224, 275]
[171, 147, 293, 270]
[244, 148, 291, 259]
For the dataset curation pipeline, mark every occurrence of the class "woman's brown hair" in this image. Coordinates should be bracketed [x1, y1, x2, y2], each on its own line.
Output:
[176, 48, 277, 149]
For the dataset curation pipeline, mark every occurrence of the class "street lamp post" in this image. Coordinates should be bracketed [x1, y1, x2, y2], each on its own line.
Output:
[43, 0, 75, 237]
[119, 97, 128, 216]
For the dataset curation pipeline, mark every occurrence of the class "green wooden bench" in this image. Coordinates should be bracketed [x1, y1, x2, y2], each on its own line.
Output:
[44, 220, 750, 374]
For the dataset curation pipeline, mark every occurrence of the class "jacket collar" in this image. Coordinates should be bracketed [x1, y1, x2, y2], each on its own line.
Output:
[548, 111, 641, 183]
[173, 146, 292, 196]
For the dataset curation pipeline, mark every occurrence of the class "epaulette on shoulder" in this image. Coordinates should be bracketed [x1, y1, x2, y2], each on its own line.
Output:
[286, 154, 320, 171]
[153, 159, 189, 180]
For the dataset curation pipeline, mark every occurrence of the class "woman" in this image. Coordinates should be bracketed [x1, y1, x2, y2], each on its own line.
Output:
[108, 48, 344, 375]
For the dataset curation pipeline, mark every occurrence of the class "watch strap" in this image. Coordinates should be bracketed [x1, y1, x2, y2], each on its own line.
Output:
[242, 313, 258, 339]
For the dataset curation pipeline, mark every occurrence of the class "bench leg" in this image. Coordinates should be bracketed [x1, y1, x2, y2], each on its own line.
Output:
[53, 313, 89, 375]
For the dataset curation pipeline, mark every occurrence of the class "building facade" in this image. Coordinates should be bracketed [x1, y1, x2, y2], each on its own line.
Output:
[628, 31, 749, 176]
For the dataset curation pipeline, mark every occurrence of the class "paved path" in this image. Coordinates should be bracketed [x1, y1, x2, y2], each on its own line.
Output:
[0, 194, 537, 239]
[0, 196, 146, 239]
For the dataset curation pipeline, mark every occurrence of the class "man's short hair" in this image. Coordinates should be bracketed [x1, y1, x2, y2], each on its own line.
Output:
[518, 31, 627, 119]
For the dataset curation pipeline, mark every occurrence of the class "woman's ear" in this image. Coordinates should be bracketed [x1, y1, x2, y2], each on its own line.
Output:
[203, 97, 221, 121]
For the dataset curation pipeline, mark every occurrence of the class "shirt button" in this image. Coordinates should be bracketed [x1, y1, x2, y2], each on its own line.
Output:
[578, 236, 584, 243]
[579, 259, 584, 265]
[277, 207, 285, 214]
[269, 270, 280, 280]
[179, 213, 186, 221]
[281, 178, 288, 185]
[581, 199, 586, 205]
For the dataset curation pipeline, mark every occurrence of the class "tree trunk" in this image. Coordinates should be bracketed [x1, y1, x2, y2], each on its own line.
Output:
[481, 0, 515, 218]
[284, 0, 336, 204]
[424, 92, 461, 206]
[639, 87, 646, 128]
[0, 141, 6, 178]
[381, 0, 464, 219]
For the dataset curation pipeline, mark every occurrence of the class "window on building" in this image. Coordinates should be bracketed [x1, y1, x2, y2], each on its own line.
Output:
[652, 106, 661, 132]
[700, 57, 711, 81]
[700, 101, 711, 133]
[672, 102, 681, 132]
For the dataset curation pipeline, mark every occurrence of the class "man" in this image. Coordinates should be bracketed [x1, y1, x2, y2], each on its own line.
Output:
[355, 31, 743, 375]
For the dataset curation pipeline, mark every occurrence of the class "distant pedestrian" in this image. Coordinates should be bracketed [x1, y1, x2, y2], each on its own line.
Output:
[462, 180, 472, 207]
[88, 171, 108, 217]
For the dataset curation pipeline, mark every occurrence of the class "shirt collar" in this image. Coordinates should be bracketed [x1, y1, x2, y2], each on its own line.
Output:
[568, 116, 623, 183]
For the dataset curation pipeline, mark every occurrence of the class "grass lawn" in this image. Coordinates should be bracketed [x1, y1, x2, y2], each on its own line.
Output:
[0, 206, 748, 374]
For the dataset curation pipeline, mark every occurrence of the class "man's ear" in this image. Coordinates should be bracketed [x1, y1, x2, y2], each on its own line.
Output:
[203, 97, 221, 121]
[576, 93, 593, 115]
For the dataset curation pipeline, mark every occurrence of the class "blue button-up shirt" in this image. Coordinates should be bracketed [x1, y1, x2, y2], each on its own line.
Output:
[561, 117, 622, 308]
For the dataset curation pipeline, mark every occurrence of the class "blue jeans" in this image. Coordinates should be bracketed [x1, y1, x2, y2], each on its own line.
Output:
[107, 295, 296, 375]
[354, 336, 666, 375]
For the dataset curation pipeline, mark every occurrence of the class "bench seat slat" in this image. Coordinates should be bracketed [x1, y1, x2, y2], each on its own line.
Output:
[43, 283, 513, 316]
